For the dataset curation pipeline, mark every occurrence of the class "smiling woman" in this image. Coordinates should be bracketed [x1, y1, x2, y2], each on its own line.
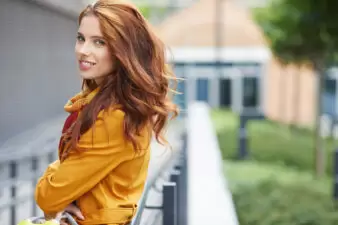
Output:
[33, 0, 179, 225]
[75, 16, 114, 83]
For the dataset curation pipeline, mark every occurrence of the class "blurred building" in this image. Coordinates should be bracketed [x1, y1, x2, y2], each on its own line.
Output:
[155, 0, 322, 127]
[155, 0, 268, 116]
[0, 0, 87, 147]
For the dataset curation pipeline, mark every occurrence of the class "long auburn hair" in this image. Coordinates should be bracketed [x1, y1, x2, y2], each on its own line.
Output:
[69, 0, 179, 152]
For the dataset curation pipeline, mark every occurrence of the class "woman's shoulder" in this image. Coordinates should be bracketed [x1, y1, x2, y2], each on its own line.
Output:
[96, 105, 125, 123]
[78, 105, 125, 141]
[79, 106, 127, 149]
[94, 105, 148, 139]
[78, 105, 151, 154]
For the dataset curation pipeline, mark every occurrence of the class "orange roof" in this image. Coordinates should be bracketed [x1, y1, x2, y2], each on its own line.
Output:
[154, 0, 267, 47]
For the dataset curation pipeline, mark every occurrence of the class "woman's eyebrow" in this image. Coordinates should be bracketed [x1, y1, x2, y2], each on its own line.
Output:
[77, 32, 104, 39]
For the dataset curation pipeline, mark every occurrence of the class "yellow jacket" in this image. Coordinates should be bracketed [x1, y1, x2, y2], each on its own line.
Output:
[35, 108, 151, 225]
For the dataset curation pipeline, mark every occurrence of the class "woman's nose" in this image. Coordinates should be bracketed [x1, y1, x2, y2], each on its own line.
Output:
[78, 43, 91, 55]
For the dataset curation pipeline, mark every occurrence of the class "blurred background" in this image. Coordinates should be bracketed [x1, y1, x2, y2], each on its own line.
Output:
[2, 0, 338, 225]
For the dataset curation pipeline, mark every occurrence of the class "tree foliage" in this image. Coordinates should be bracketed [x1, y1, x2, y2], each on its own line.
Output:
[253, 0, 338, 68]
[252, 0, 338, 177]
[253, 0, 303, 65]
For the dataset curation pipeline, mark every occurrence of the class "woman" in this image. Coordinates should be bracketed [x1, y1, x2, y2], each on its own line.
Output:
[34, 0, 179, 224]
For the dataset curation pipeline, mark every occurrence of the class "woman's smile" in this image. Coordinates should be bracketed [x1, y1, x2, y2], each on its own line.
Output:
[79, 60, 96, 71]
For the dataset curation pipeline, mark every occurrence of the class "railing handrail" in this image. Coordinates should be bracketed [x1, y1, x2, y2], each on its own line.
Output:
[131, 149, 180, 225]
[187, 102, 239, 225]
[0, 138, 57, 164]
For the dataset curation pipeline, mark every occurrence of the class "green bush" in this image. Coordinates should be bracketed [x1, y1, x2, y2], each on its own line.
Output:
[212, 109, 336, 175]
[232, 179, 338, 225]
[224, 160, 331, 195]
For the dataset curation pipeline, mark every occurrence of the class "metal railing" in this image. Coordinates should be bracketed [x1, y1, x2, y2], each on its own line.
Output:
[0, 133, 187, 225]
[131, 133, 188, 225]
[0, 138, 59, 225]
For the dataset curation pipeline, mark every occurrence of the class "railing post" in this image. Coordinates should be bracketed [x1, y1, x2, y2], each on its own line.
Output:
[10, 161, 17, 225]
[163, 182, 177, 225]
[170, 169, 181, 225]
[182, 162, 188, 225]
[238, 114, 248, 159]
[172, 133, 189, 225]
[181, 136, 188, 225]
[333, 148, 338, 201]
[32, 156, 38, 216]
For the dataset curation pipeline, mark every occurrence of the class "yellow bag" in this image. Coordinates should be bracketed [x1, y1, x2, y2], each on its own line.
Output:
[17, 213, 78, 225]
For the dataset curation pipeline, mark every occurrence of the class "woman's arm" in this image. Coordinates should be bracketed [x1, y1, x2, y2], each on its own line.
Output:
[40, 160, 60, 179]
[35, 109, 138, 214]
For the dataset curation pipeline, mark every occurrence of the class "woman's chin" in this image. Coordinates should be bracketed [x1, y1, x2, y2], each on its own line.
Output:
[79, 73, 95, 80]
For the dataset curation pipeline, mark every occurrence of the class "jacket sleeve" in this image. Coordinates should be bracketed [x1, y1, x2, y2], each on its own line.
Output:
[35, 109, 137, 214]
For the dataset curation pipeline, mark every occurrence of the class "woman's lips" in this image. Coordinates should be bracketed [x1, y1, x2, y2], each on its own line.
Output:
[79, 60, 96, 71]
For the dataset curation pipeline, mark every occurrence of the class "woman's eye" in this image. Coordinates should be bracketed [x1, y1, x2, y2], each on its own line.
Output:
[94, 39, 106, 46]
[77, 35, 85, 42]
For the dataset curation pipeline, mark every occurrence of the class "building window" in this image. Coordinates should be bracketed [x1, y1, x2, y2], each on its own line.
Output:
[196, 78, 209, 102]
[171, 62, 262, 111]
[219, 78, 231, 107]
[243, 77, 259, 108]
[322, 77, 336, 116]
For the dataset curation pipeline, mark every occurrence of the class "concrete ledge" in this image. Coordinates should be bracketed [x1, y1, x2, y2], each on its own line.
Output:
[187, 102, 238, 225]
[0, 115, 66, 161]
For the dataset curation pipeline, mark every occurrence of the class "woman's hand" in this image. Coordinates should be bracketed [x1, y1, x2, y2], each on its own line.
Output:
[59, 203, 85, 225]
[44, 204, 84, 225]
[64, 203, 84, 220]
[44, 211, 64, 221]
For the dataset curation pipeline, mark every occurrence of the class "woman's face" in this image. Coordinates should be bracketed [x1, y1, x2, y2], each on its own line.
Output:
[75, 15, 114, 84]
